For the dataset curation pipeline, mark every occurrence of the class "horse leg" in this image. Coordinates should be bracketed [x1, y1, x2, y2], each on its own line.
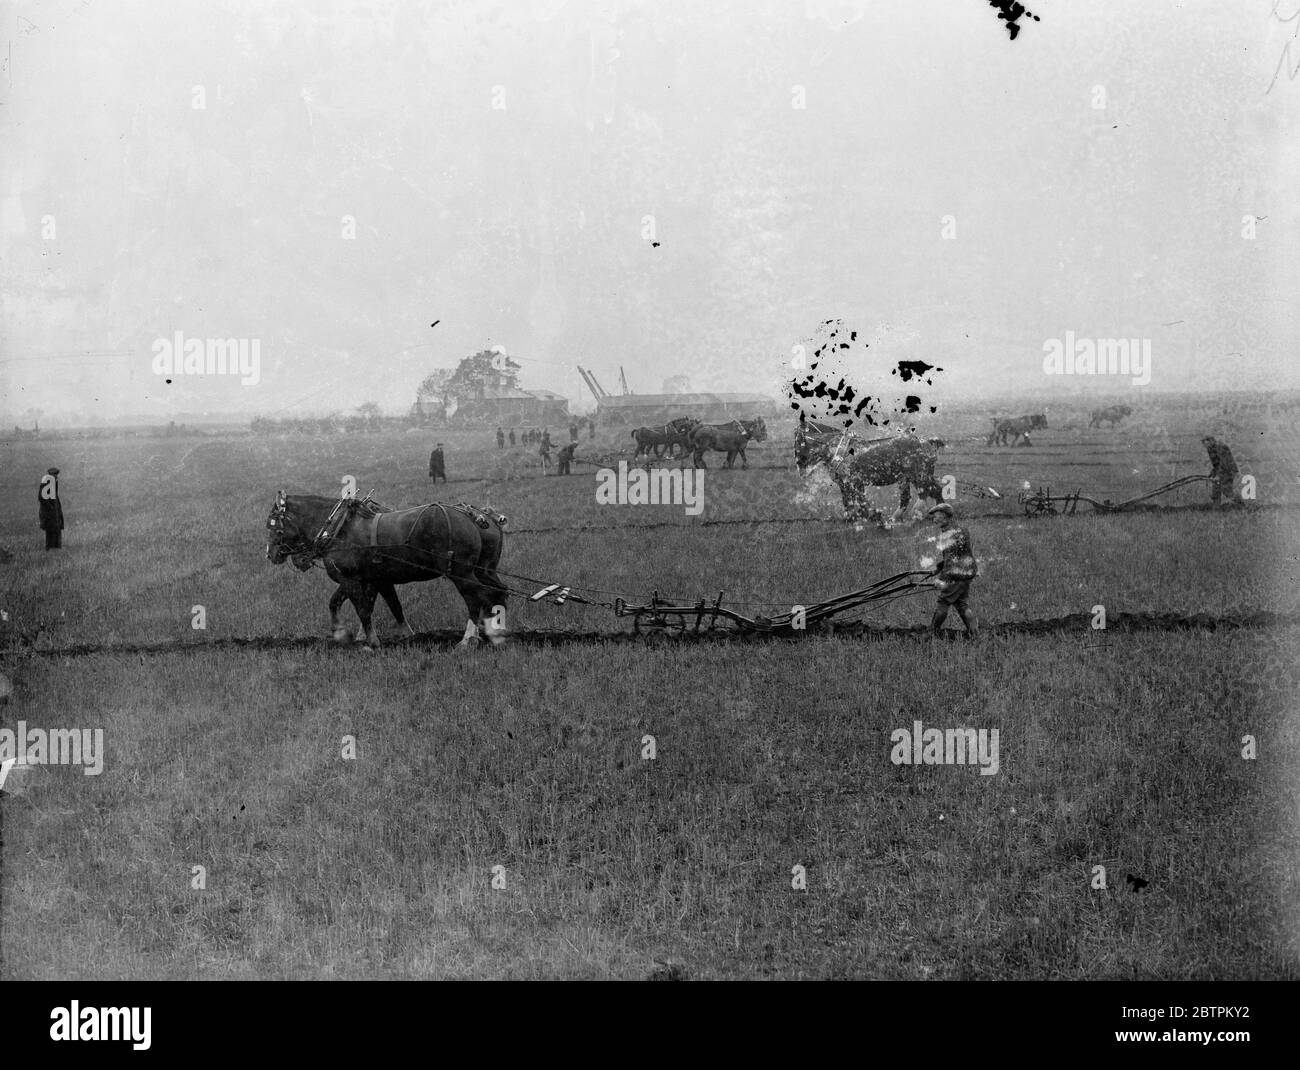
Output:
[329, 584, 351, 642]
[450, 577, 503, 649]
[379, 582, 415, 638]
[739, 447, 748, 470]
[893, 482, 911, 522]
[352, 583, 381, 648]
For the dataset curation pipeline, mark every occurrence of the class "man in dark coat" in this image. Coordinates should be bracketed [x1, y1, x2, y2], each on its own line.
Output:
[428, 443, 447, 484]
[556, 442, 577, 475]
[39, 466, 64, 550]
[1202, 436, 1239, 505]
[508, 427, 516, 447]
[588, 417, 596, 439]
[927, 503, 977, 638]
[569, 422, 579, 443]
[496, 427, 505, 449]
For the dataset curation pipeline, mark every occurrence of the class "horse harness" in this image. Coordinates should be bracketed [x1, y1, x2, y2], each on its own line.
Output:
[278, 493, 507, 574]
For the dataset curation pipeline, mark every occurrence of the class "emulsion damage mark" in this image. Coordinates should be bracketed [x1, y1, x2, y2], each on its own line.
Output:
[987, 1, 1039, 40]
[787, 320, 943, 432]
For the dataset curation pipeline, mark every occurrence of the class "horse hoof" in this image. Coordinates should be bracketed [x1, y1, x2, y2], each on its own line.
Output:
[332, 627, 353, 644]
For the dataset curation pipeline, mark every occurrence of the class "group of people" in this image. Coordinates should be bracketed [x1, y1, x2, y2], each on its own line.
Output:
[532, 430, 579, 475]
[496, 421, 591, 451]
[433, 427, 585, 482]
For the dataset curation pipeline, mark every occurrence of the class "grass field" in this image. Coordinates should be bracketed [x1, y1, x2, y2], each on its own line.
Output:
[2, 395, 1298, 978]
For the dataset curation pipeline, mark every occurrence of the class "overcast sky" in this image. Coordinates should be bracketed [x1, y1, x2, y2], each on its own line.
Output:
[1, 0, 1297, 424]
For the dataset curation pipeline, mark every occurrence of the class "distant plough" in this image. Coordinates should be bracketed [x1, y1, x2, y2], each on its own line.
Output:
[1017, 475, 1216, 515]
[13, 610, 1300, 660]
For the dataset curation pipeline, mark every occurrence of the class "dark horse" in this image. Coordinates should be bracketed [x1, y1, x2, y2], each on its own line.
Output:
[689, 416, 768, 469]
[631, 416, 700, 459]
[795, 422, 945, 520]
[265, 492, 509, 648]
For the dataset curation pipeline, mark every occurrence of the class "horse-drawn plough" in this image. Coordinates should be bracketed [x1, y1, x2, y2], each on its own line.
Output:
[528, 569, 935, 637]
[1017, 474, 1212, 516]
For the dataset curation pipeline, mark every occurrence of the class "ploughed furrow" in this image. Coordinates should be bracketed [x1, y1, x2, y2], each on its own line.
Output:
[15, 610, 1300, 659]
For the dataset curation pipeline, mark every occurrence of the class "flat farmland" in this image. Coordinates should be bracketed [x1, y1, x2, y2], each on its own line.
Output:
[1, 397, 1298, 978]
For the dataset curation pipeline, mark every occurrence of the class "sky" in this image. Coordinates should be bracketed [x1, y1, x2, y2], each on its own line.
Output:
[1, 0, 1297, 425]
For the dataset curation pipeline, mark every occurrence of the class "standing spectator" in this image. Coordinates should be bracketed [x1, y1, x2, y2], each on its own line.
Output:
[926, 503, 977, 638]
[39, 466, 64, 550]
[588, 417, 597, 440]
[569, 421, 579, 443]
[1202, 435, 1240, 505]
[556, 442, 576, 475]
[428, 443, 447, 484]
[508, 427, 516, 447]
[496, 427, 505, 450]
[539, 433, 552, 473]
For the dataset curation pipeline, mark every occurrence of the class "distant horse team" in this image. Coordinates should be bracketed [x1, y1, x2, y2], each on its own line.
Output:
[629, 416, 768, 468]
[1089, 404, 1133, 428]
[688, 417, 767, 468]
[631, 417, 700, 459]
[986, 413, 1048, 446]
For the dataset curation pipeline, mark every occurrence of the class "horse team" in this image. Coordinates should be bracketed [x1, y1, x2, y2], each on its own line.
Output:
[631, 416, 768, 469]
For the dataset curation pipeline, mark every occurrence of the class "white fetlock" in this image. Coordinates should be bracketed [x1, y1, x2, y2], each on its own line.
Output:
[457, 619, 481, 649]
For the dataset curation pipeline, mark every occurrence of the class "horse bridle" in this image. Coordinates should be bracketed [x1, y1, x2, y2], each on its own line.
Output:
[266, 491, 317, 570]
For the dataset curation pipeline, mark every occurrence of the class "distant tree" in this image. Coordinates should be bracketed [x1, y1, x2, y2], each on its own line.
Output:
[662, 375, 691, 394]
[415, 369, 455, 421]
[356, 401, 382, 421]
[445, 348, 523, 403]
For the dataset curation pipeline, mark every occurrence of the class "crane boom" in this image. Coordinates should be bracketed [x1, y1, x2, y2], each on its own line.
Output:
[575, 365, 608, 399]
